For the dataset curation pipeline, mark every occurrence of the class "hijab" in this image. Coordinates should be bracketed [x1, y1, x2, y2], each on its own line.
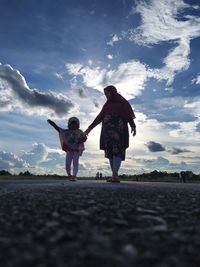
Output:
[68, 117, 80, 128]
[101, 85, 136, 119]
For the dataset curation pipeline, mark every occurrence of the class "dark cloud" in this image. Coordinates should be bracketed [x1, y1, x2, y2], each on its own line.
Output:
[146, 141, 165, 152]
[76, 88, 87, 98]
[196, 123, 200, 132]
[0, 64, 74, 117]
[0, 99, 12, 111]
[169, 147, 191, 155]
[143, 156, 169, 165]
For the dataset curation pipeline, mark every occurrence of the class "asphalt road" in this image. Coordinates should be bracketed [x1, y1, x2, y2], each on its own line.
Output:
[1, 179, 200, 267]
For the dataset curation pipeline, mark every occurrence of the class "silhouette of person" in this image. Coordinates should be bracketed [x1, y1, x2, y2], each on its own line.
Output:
[47, 117, 87, 181]
[84, 85, 136, 183]
[179, 171, 186, 183]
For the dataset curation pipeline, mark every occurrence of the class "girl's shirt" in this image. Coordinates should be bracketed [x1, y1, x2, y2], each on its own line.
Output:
[58, 127, 86, 153]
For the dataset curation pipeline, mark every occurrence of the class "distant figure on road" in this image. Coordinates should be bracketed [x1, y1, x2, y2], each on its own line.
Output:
[84, 85, 136, 183]
[47, 117, 87, 181]
[179, 171, 186, 183]
[179, 171, 193, 183]
[96, 172, 100, 179]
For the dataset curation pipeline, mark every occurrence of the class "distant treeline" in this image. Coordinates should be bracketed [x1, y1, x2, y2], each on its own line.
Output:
[119, 170, 200, 182]
[0, 170, 63, 178]
[0, 169, 200, 182]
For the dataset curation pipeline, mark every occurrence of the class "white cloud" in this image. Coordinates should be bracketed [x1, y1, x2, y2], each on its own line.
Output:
[88, 59, 93, 66]
[107, 34, 121, 46]
[129, 117, 164, 151]
[18, 140, 106, 177]
[151, 37, 191, 85]
[107, 54, 113, 59]
[169, 120, 199, 142]
[127, 108, 200, 172]
[125, 0, 200, 85]
[147, 156, 170, 166]
[164, 87, 174, 93]
[66, 63, 83, 75]
[164, 38, 190, 72]
[0, 151, 29, 170]
[130, 0, 200, 45]
[67, 78, 105, 120]
[154, 96, 200, 124]
[53, 72, 64, 80]
[134, 155, 189, 172]
[21, 143, 50, 166]
[183, 98, 200, 121]
[19, 143, 66, 175]
[66, 60, 147, 99]
[0, 64, 75, 118]
[192, 74, 200, 84]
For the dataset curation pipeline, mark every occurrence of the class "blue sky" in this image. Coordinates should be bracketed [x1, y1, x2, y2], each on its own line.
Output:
[0, 0, 200, 176]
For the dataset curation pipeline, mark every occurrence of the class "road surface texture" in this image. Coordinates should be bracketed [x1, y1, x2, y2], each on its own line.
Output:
[0, 179, 200, 267]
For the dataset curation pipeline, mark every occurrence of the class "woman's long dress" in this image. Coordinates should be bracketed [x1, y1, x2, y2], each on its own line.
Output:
[100, 113, 129, 160]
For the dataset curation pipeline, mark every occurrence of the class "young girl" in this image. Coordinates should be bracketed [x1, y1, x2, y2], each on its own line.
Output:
[47, 117, 87, 181]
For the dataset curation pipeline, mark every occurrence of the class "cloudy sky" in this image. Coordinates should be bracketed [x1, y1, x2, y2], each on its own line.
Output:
[0, 0, 200, 176]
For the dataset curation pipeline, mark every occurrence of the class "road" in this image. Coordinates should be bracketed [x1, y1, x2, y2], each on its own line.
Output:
[0, 179, 200, 267]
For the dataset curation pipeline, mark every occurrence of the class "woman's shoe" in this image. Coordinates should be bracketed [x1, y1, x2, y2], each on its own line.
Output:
[106, 177, 120, 183]
[112, 178, 120, 183]
[112, 173, 120, 183]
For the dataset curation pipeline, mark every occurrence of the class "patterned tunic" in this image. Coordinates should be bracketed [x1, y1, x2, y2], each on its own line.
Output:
[100, 114, 129, 160]
[59, 128, 85, 155]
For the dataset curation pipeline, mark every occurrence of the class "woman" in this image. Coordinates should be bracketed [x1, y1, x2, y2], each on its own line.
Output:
[84, 85, 136, 182]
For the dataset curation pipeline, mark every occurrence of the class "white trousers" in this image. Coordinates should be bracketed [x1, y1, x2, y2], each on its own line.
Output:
[65, 151, 80, 177]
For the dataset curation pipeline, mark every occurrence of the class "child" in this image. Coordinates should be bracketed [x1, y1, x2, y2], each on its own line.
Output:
[47, 117, 87, 181]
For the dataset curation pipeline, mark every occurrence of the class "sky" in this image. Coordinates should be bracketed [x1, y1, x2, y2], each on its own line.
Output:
[0, 0, 200, 176]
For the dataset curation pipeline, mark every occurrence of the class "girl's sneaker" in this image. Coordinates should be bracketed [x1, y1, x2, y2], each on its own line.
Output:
[70, 176, 77, 182]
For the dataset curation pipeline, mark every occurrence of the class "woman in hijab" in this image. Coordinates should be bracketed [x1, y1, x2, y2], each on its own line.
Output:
[84, 85, 136, 182]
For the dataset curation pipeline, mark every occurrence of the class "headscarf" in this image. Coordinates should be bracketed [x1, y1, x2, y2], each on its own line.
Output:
[68, 117, 80, 128]
[102, 85, 136, 119]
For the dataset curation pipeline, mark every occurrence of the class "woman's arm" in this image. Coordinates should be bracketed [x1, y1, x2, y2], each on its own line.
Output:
[84, 110, 104, 135]
[127, 117, 136, 137]
[47, 119, 60, 132]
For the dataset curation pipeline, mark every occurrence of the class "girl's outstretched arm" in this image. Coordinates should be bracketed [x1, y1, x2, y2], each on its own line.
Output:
[47, 119, 60, 132]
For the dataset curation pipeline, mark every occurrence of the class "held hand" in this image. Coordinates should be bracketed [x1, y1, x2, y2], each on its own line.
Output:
[131, 127, 136, 137]
[84, 128, 91, 136]
[79, 134, 87, 143]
